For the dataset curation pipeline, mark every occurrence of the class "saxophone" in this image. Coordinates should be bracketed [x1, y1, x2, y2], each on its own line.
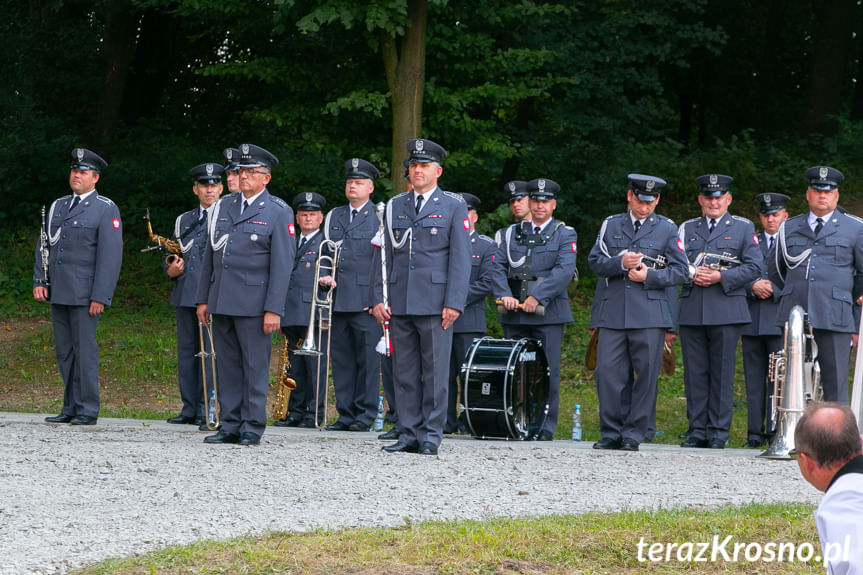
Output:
[141, 208, 182, 265]
[273, 335, 297, 420]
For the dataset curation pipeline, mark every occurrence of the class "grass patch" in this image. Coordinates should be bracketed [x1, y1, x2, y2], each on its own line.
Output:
[78, 503, 822, 574]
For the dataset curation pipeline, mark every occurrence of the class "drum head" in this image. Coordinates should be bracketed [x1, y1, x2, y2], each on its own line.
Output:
[461, 337, 549, 440]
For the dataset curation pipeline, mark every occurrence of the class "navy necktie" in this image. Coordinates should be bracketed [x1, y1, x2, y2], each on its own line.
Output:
[634, 220, 641, 233]
[242, 200, 249, 214]
[814, 218, 824, 235]
[351, 209, 358, 223]
[708, 219, 716, 234]
[415, 195, 424, 215]
[70, 196, 80, 211]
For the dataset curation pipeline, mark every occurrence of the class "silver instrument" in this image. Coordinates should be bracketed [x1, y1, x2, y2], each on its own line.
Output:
[197, 319, 220, 430]
[294, 239, 339, 428]
[39, 205, 51, 299]
[761, 305, 822, 459]
[692, 251, 742, 270]
[851, 308, 863, 434]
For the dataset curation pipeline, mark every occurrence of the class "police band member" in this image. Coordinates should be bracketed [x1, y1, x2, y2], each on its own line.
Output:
[318, 158, 383, 432]
[372, 138, 471, 455]
[165, 163, 224, 429]
[740, 192, 789, 448]
[276, 192, 328, 428]
[588, 174, 689, 451]
[223, 147, 241, 194]
[445, 193, 509, 434]
[497, 178, 578, 440]
[506, 180, 531, 223]
[36, 149, 123, 425]
[770, 166, 863, 403]
[196, 144, 295, 445]
[678, 174, 761, 448]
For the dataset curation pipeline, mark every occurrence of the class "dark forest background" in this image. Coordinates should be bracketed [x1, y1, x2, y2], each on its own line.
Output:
[3, 0, 863, 312]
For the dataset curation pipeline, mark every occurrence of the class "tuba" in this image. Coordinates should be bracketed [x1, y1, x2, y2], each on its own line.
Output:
[761, 305, 822, 459]
[141, 209, 182, 265]
[273, 334, 297, 420]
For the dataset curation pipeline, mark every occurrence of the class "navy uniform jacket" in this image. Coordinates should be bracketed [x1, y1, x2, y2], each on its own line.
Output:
[453, 231, 510, 334]
[496, 219, 578, 325]
[770, 212, 863, 333]
[323, 202, 377, 312]
[168, 209, 209, 308]
[196, 190, 295, 316]
[282, 230, 324, 326]
[33, 192, 123, 306]
[677, 214, 762, 326]
[588, 212, 689, 329]
[741, 233, 782, 337]
[375, 188, 471, 315]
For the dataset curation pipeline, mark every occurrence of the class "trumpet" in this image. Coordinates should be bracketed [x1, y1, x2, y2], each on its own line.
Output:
[141, 208, 182, 265]
[295, 239, 339, 427]
[197, 319, 220, 430]
[692, 251, 742, 271]
[273, 334, 297, 420]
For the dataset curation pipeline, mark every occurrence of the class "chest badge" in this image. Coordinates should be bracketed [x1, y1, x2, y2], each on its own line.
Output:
[250, 233, 258, 242]
[430, 227, 438, 236]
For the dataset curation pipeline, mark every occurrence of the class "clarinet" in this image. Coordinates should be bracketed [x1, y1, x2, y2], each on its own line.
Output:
[40, 205, 51, 300]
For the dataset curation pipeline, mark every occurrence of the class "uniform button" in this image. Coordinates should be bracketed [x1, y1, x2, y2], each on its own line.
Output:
[224, 265, 229, 269]
[59, 248, 63, 252]
[57, 260, 62, 264]
[62, 235, 67, 239]
[410, 265, 415, 270]
[229, 239, 233, 244]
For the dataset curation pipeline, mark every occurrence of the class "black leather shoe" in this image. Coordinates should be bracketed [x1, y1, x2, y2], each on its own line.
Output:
[378, 428, 401, 440]
[419, 441, 438, 455]
[620, 438, 640, 451]
[326, 421, 349, 431]
[298, 419, 317, 429]
[204, 430, 240, 444]
[382, 441, 418, 453]
[199, 422, 220, 432]
[347, 422, 369, 432]
[535, 430, 554, 441]
[742, 438, 765, 449]
[707, 438, 726, 449]
[678, 429, 692, 439]
[680, 437, 709, 448]
[273, 416, 302, 428]
[593, 437, 621, 450]
[194, 417, 205, 427]
[167, 415, 197, 424]
[45, 414, 73, 423]
[239, 432, 261, 446]
[70, 415, 97, 425]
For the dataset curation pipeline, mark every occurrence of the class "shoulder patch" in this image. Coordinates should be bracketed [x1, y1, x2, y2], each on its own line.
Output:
[96, 196, 114, 205]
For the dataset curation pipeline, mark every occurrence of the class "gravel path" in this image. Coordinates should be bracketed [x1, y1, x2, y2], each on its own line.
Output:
[0, 412, 820, 574]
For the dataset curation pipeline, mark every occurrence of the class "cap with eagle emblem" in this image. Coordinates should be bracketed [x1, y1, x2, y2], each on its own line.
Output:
[406, 138, 447, 164]
[236, 144, 279, 170]
[527, 178, 560, 200]
[755, 192, 789, 214]
[695, 174, 734, 197]
[189, 162, 225, 184]
[344, 158, 380, 180]
[292, 191, 326, 212]
[504, 180, 529, 201]
[627, 173, 667, 202]
[70, 148, 108, 172]
[805, 165, 844, 191]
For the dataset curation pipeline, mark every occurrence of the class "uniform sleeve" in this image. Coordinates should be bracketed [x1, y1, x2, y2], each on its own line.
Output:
[531, 226, 577, 306]
[466, 241, 510, 306]
[643, 223, 690, 289]
[443, 202, 472, 312]
[264, 206, 296, 316]
[91, 203, 123, 306]
[719, 220, 763, 293]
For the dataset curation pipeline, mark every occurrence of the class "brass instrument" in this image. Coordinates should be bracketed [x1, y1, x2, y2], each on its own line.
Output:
[39, 205, 51, 300]
[141, 208, 182, 265]
[693, 251, 742, 271]
[197, 319, 220, 430]
[273, 335, 297, 420]
[295, 239, 340, 427]
[761, 305, 822, 459]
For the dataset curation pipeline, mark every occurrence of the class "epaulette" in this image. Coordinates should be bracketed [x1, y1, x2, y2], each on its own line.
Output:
[478, 234, 494, 244]
[683, 217, 701, 225]
[270, 196, 287, 208]
[392, 191, 410, 200]
[656, 214, 676, 225]
[844, 212, 863, 225]
[442, 190, 465, 202]
[96, 195, 114, 205]
[731, 215, 753, 225]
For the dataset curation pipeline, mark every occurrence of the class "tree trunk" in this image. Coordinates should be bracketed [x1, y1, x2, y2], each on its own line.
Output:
[95, 0, 139, 147]
[382, 0, 427, 196]
[802, 0, 855, 136]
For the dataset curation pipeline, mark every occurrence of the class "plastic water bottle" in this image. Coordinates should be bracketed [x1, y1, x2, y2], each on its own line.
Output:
[373, 395, 385, 432]
[571, 404, 582, 442]
[207, 390, 217, 426]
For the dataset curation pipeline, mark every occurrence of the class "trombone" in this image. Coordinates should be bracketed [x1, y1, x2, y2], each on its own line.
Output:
[197, 319, 220, 430]
[294, 239, 340, 428]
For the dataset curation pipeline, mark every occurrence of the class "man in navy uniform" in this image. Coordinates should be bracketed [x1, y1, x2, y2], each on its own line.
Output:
[497, 178, 578, 440]
[36, 148, 123, 426]
[165, 162, 224, 429]
[445, 192, 509, 434]
[320, 158, 383, 432]
[770, 166, 863, 403]
[740, 192, 789, 448]
[372, 138, 471, 455]
[677, 174, 761, 448]
[588, 174, 690, 451]
[276, 192, 328, 428]
[223, 147, 241, 194]
[196, 144, 295, 445]
[506, 180, 531, 223]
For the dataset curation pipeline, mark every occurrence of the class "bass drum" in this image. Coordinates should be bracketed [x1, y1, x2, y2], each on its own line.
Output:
[461, 337, 550, 440]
